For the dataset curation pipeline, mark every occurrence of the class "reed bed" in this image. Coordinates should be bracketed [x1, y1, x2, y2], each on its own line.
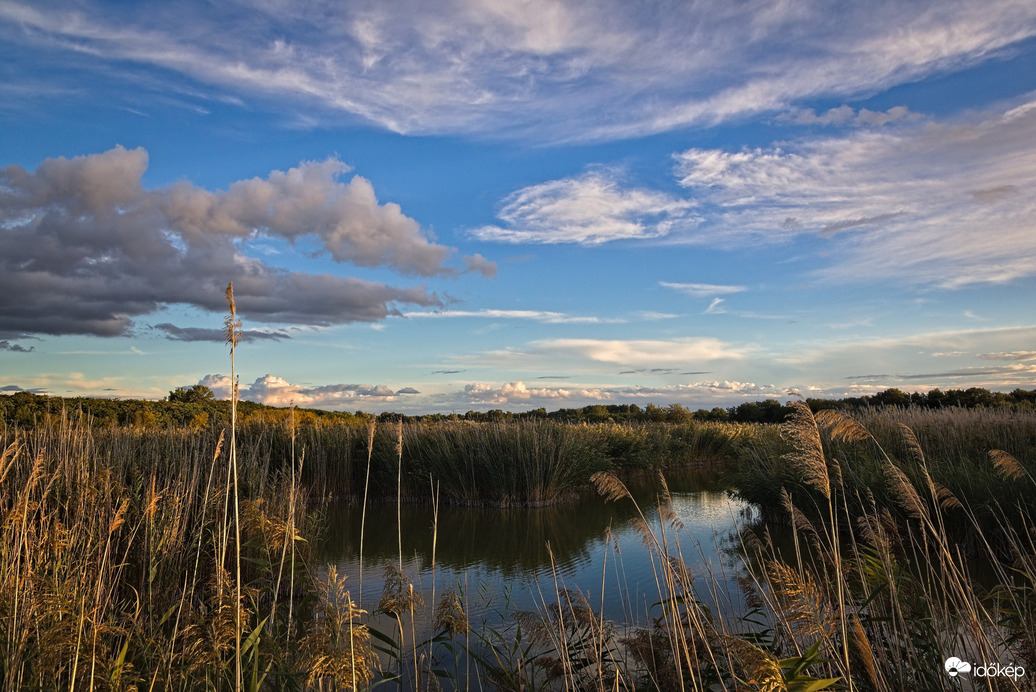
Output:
[347, 404, 1036, 691]
[7, 400, 1032, 690]
[324, 418, 747, 506]
[232, 418, 747, 506]
[0, 416, 374, 690]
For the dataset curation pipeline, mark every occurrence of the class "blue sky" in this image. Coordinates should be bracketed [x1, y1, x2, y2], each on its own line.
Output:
[2, 0, 1036, 413]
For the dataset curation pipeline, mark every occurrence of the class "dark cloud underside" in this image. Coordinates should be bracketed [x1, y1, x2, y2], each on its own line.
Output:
[0, 146, 482, 338]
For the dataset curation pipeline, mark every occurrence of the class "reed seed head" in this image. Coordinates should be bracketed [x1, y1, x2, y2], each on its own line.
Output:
[591, 471, 631, 503]
[782, 401, 831, 500]
[224, 282, 241, 348]
[816, 408, 873, 443]
[990, 449, 1026, 481]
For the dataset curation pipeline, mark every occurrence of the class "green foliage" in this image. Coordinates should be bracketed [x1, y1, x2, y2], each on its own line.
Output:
[168, 383, 216, 403]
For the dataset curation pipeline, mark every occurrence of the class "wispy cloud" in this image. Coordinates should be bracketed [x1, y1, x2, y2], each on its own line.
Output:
[402, 309, 620, 324]
[979, 351, 1036, 361]
[471, 170, 697, 245]
[636, 311, 681, 321]
[659, 281, 747, 298]
[3, 1, 1033, 139]
[895, 365, 1036, 380]
[531, 337, 743, 366]
[473, 97, 1036, 287]
[153, 323, 291, 342]
[704, 298, 726, 315]
[779, 325, 1036, 393]
[468, 337, 744, 369]
[672, 99, 1036, 287]
[776, 105, 921, 128]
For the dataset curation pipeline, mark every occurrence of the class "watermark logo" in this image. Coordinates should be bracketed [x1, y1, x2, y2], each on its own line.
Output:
[944, 656, 1025, 682]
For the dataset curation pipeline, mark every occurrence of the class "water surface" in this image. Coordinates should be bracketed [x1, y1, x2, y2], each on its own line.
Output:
[319, 469, 758, 631]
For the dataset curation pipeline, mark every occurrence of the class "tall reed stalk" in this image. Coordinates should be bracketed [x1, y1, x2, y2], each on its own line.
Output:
[225, 282, 243, 690]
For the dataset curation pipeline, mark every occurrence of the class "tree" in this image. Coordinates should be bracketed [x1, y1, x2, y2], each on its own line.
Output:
[168, 384, 216, 404]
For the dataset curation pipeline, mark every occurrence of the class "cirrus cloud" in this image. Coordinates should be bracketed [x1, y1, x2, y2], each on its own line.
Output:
[3, 1, 1035, 140]
[466, 337, 745, 371]
[672, 99, 1036, 286]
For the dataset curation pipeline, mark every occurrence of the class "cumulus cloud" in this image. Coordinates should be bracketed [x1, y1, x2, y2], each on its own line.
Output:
[161, 156, 453, 276]
[471, 170, 698, 244]
[0, 147, 459, 338]
[3, 1, 1035, 140]
[198, 373, 415, 408]
[452, 379, 774, 407]
[673, 100, 1036, 286]
[462, 381, 591, 404]
[462, 253, 498, 277]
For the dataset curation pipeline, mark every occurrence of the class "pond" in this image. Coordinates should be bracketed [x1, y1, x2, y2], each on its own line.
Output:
[318, 468, 760, 634]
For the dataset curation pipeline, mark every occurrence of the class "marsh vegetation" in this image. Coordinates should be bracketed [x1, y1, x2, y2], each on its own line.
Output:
[1, 399, 1035, 690]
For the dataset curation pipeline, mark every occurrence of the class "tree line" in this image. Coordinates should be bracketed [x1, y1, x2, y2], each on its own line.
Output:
[1, 385, 1033, 429]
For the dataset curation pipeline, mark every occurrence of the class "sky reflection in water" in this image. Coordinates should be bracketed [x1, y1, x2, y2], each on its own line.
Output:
[319, 470, 759, 631]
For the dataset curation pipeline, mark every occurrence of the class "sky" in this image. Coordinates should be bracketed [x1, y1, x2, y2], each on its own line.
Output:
[2, 0, 1036, 414]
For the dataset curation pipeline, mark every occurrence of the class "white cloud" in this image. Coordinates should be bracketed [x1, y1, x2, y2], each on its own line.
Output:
[776, 105, 920, 127]
[451, 379, 775, 407]
[704, 298, 726, 315]
[401, 309, 621, 324]
[198, 373, 415, 408]
[472, 170, 697, 245]
[660, 282, 747, 298]
[461, 380, 593, 404]
[8, 0, 1031, 139]
[636, 311, 680, 321]
[777, 325, 1036, 391]
[472, 337, 744, 368]
[979, 350, 1036, 361]
[161, 156, 458, 277]
[673, 99, 1036, 286]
